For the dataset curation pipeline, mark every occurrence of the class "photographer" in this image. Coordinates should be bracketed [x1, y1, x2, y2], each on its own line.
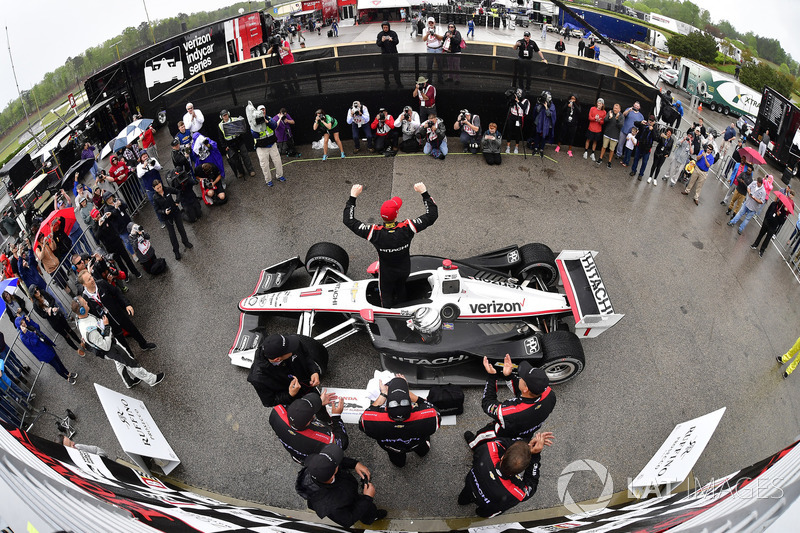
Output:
[371, 108, 397, 154]
[103, 192, 135, 256]
[313, 109, 346, 161]
[505, 88, 530, 154]
[136, 152, 166, 226]
[90, 207, 141, 278]
[453, 109, 481, 153]
[532, 91, 557, 157]
[395, 106, 421, 153]
[167, 159, 202, 222]
[108, 154, 131, 185]
[151, 180, 193, 261]
[554, 95, 581, 157]
[513, 31, 547, 91]
[127, 223, 167, 275]
[170, 139, 193, 175]
[482, 123, 503, 166]
[376, 21, 402, 88]
[191, 132, 226, 180]
[412, 76, 436, 122]
[269, 33, 295, 65]
[273, 108, 301, 158]
[442, 23, 463, 84]
[174, 122, 193, 158]
[423, 17, 444, 83]
[218, 109, 256, 180]
[419, 113, 448, 160]
[141, 123, 158, 160]
[195, 162, 227, 205]
[248, 103, 284, 186]
[346, 101, 374, 154]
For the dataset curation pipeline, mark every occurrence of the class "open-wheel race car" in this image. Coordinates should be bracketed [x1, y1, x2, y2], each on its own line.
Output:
[229, 242, 624, 386]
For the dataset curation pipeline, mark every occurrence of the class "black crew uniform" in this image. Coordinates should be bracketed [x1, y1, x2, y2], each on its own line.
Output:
[269, 404, 348, 464]
[152, 187, 192, 259]
[465, 373, 556, 449]
[247, 334, 329, 407]
[169, 150, 202, 222]
[458, 437, 542, 517]
[93, 214, 140, 278]
[343, 191, 438, 308]
[513, 38, 540, 90]
[358, 397, 440, 467]
[295, 456, 382, 527]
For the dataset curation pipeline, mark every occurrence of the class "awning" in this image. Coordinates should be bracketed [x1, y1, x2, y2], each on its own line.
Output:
[30, 96, 115, 161]
[291, 9, 319, 15]
[357, 0, 411, 9]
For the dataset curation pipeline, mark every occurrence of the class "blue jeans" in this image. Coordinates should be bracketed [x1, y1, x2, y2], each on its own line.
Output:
[730, 205, 757, 232]
[89, 161, 99, 178]
[119, 232, 135, 255]
[351, 124, 373, 150]
[424, 138, 449, 156]
[622, 146, 634, 166]
[631, 148, 651, 176]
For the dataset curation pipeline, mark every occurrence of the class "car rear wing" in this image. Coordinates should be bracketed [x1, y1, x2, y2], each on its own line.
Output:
[556, 250, 624, 338]
[229, 257, 304, 367]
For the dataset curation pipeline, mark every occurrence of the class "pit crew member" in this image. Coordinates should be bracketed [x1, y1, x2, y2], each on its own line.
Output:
[269, 391, 348, 464]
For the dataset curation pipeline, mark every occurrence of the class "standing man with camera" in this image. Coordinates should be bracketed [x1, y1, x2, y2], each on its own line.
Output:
[218, 110, 256, 180]
[424, 17, 444, 83]
[505, 88, 530, 155]
[249, 104, 285, 187]
[454, 109, 481, 153]
[395, 106, 421, 152]
[151, 180, 193, 261]
[91, 207, 141, 279]
[376, 21, 402, 88]
[513, 31, 547, 92]
[413, 76, 436, 122]
[371, 109, 397, 154]
[346, 101, 374, 154]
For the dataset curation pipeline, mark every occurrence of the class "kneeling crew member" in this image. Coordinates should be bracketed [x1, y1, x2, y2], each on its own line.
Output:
[247, 333, 328, 407]
[458, 431, 554, 517]
[465, 354, 556, 449]
[359, 375, 440, 467]
[296, 443, 387, 527]
[343, 182, 438, 308]
[269, 391, 348, 464]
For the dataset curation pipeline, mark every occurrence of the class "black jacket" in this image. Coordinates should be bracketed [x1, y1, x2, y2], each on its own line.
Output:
[171, 149, 193, 175]
[343, 192, 438, 278]
[763, 200, 790, 231]
[376, 25, 399, 54]
[359, 397, 440, 452]
[152, 187, 182, 219]
[247, 335, 328, 407]
[654, 133, 674, 158]
[269, 404, 348, 463]
[735, 169, 753, 195]
[464, 437, 541, 517]
[295, 457, 378, 528]
[84, 278, 132, 327]
[2, 293, 27, 324]
[481, 374, 556, 441]
[635, 122, 657, 152]
[93, 216, 125, 251]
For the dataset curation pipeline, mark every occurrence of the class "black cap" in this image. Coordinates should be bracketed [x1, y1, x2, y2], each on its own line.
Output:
[287, 393, 321, 429]
[518, 361, 549, 394]
[386, 377, 412, 421]
[171, 139, 180, 147]
[523, 31, 531, 37]
[305, 444, 343, 482]
[260, 333, 300, 360]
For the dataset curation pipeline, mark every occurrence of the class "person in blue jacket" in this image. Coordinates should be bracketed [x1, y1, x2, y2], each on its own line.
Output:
[15, 315, 77, 385]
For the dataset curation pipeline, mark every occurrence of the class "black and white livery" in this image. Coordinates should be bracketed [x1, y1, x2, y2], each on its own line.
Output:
[229, 242, 623, 385]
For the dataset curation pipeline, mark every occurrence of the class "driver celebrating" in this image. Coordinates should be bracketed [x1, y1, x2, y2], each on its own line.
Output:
[343, 183, 438, 308]
[464, 355, 556, 450]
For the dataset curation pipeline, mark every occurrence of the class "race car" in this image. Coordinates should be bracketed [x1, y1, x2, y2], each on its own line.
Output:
[229, 242, 623, 386]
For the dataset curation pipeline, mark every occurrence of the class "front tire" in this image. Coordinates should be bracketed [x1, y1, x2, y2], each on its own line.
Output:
[539, 330, 585, 384]
[305, 242, 349, 275]
[515, 243, 558, 288]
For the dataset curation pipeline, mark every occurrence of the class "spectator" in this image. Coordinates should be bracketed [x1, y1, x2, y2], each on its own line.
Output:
[56, 434, 107, 457]
[726, 163, 753, 216]
[273, 108, 301, 158]
[583, 98, 606, 161]
[423, 17, 444, 83]
[616, 101, 644, 158]
[759, 129, 770, 158]
[371, 108, 397, 154]
[728, 176, 766, 234]
[720, 123, 737, 160]
[395, 106, 421, 153]
[453, 109, 481, 153]
[332, 20, 338, 37]
[136, 152, 166, 227]
[505, 88, 530, 155]
[555, 37, 566, 53]
[467, 17, 475, 39]
[420, 113, 448, 160]
[313, 109, 346, 161]
[630, 115, 657, 180]
[413, 76, 437, 122]
[29, 286, 84, 357]
[512, 31, 546, 91]
[681, 144, 715, 205]
[724, 138, 744, 178]
[218, 109, 256, 180]
[376, 21, 402, 88]
[140, 124, 158, 160]
[531, 91, 557, 158]
[108, 154, 130, 185]
[123, 143, 141, 168]
[81, 142, 99, 179]
[578, 39, 585, 56]
[666, 131, 696, 186]
[15, 315, 77, 385]
[183, 103, 205, 134]
[599, 103, 623, 169]
[555, 95, 581, 157]
[151, 180, 193, 261]
[346, 101, 374, 154]
[647, 128, 673, 185]
[482, 123, 503, 165]
[622, 126, 639, 167]
[751, 194, 794, 257]
[443, 23, 463, 84]
[90, 208, 140, 278]
[2, 290, 27, 324]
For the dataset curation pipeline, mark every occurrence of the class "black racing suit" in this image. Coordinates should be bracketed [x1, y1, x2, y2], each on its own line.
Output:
[343, 191, 438, 307]
[269, 404, 348, 464]
[247, 335, 328, 407]
[459, 437, 541, 517]
[358, 397, 440, 466]
[466, 374, 556, 449]
[295, 456, 381, 527]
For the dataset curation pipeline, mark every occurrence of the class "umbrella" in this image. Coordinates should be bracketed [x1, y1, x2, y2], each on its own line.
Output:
[107, 118, 153, 155]
[738, 146, 765, 165]
[14, 173, 49, 199]
[33, 208, 77, 247]
[774, 191, 795, 215]
[60, 158, 96, 187]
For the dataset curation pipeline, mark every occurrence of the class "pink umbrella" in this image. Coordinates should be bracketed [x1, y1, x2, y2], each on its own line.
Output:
[738, 146, 765, 165]
[774, 191, 795, 215]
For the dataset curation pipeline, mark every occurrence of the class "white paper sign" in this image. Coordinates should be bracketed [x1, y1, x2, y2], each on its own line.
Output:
[323, 387, 456, 425]
[94, 384, 180, 474]
[629, 407, 726, 498]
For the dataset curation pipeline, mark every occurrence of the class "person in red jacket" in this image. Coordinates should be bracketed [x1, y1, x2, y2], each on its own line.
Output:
[371, 108, 397, 153]
[0, 254, 14, 280]
[583, 98, 606, 161]
[141, 124, 158, 160]
[108, 155, 130, 185]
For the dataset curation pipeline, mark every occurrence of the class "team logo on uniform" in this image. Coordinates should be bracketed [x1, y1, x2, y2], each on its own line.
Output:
[442, 323, 454, 330]
[507, 250, 520, 263]
[524, 337, 540, 354]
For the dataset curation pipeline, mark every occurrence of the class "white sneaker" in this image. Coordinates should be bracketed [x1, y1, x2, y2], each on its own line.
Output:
[505, 146, 510, 154]
[590, 153, 596, 162]
[583, 151, 588, 159]
[514, 146, 519, 154]
[646, 177, 652, 184]
[653, 178, 658, 187]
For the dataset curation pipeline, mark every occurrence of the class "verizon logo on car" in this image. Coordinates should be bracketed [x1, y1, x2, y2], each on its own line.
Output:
[469, 301, 523, 314]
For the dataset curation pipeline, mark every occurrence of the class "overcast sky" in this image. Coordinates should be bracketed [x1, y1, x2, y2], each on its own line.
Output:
[0, 0, 798, 110]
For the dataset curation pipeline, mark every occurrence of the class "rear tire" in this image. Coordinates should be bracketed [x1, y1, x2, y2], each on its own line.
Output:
[539, 330, 585, 384]
[515, 243, 558, 288]
[709, 102, 717, 112]
[723, 106, 730, 116]
[305, 242, 349, 275]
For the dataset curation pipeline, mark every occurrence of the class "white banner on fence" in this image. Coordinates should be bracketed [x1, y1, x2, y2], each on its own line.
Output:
[629, 407, 726, 498]
[94, 384, 180, 474]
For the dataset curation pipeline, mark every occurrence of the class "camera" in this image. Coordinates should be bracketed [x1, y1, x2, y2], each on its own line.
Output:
[504, 88, 519, 106]
[269, 35, 282, 47]
[537, 90, 552, 105]
[458, 109, 469, 122]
